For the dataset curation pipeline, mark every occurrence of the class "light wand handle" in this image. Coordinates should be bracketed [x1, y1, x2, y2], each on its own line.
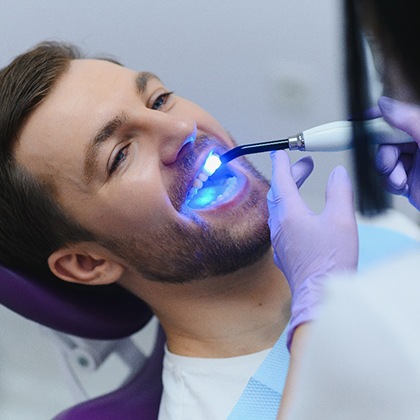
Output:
[298, 117, 412, 152]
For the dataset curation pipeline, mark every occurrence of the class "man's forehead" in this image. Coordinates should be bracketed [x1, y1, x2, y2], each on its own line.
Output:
[21, 59, 162, 131]
[68, 58, 132, 82]
[69, 58, 161, 85]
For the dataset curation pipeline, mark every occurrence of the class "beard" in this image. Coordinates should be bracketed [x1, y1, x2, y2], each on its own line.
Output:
[98, 138, 271, 283]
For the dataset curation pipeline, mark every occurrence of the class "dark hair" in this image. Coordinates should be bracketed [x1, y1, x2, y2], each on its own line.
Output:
[345, 0, 420, 214]
[0, 41, 96, 278]
[365, 0, 420, 101]
[344, 0, 389, 214]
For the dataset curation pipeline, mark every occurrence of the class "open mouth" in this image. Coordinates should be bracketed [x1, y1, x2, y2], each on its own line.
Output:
[185, 151, 239, 210]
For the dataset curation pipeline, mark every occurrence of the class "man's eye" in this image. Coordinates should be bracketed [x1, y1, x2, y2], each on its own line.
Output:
[110, 144, 129, 174]
[151, 92, 174, 110]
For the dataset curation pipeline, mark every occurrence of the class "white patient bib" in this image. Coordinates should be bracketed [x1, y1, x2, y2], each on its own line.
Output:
[158, 345, 271, 419]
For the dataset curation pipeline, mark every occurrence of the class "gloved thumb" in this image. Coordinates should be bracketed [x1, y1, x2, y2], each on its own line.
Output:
[268, 151, 299, 204]
[290, 156, 314, 188]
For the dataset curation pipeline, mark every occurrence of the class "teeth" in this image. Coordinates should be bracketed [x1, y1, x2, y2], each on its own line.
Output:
[186, 152, 237, 208]
[210, 177, 236, 205]
[193, 178, 203, 189]
[190, 187, 198, 197]
[186, 174, 237, 208]
[207, 177, 237, 206]
[187, 167, 208, 201]
[198, 173, 209, 182]
[202, 166, 214, 176]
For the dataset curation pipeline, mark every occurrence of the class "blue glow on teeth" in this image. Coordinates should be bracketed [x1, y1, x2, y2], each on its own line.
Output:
[185, 151, 238, 210]
[189, 186, 221, 209]
[187, 176, 237, 209]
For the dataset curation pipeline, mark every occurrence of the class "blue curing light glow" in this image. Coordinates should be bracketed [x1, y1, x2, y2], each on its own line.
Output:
[186, 151, 237, 209]
[190, 186, 220, 209]
[202, 152, 222, 176]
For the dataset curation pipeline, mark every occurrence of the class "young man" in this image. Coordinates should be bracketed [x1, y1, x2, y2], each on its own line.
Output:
[0, 42, 299, 418]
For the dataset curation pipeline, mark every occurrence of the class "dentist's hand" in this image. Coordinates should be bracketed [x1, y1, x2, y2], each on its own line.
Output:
[376, 97, 420, 210]
[267, 151, 358, 350]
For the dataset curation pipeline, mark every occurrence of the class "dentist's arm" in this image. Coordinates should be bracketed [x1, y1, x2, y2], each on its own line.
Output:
[267, 151, 358, 418]
[376, 97, 420, 210]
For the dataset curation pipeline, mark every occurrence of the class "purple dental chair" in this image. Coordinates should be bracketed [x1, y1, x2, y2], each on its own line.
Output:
[0, 264, 165, 419]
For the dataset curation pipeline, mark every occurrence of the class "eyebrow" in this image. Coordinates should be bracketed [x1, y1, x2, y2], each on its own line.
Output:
[83, 71, 161, 183]
[136, 71, 161, 94]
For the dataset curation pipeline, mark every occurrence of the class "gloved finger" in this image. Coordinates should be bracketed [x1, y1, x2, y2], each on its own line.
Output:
[268, 150, 301, 204]
[387, 160, 408, 191]
[407, 153, 420, 207]
[290, 156, 314, 189]
[378, 96, 420, 143]
[376, 143, 416, 174]
[376, 144, 401, 175]
[348, 105, 381, 120]
[364, 104, 382, 120]
[323, 166, 355, 218]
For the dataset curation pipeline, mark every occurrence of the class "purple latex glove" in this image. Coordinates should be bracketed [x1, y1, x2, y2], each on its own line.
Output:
[267, 151, 358, 350]
[287, 155, 315, 189]
[376, 96, 420, 210]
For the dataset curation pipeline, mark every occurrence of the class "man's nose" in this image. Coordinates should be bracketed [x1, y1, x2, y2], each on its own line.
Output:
[146, 110, 197, 165]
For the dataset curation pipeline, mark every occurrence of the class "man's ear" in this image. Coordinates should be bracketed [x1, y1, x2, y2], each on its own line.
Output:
[47, 243, 125, 286]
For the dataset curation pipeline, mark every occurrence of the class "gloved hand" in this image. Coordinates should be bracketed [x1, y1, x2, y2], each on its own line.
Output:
[376, 96, 420, 210]
[267, 151, 358, 350]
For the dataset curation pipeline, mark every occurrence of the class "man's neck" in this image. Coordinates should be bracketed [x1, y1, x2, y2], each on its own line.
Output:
[120, 250, 290, 358]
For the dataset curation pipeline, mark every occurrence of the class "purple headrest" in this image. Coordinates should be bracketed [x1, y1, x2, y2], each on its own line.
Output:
[0, 265, 152, 339]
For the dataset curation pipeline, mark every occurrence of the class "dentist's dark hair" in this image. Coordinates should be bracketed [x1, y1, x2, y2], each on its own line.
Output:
[344, 0, 389, 214]
[362, 0, 420, 100]
[0, 41, 96, 279]
[345, 0, 420, 214]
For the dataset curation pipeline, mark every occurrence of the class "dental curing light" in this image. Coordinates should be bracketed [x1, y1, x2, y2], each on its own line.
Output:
[188, 118, 413, 210]
[216, 118, 414, 169]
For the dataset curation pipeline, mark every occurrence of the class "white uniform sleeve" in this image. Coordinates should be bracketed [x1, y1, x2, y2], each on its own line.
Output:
[288, 251, 420, 420]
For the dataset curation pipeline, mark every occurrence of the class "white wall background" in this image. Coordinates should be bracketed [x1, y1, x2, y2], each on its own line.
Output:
[0, 1, 417, 418]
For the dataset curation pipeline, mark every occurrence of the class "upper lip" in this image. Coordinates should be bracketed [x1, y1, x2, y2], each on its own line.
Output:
[176, 125, 197, 161]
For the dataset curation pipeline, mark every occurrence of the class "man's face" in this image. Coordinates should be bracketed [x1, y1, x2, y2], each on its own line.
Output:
[16, 59, 271, 283]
